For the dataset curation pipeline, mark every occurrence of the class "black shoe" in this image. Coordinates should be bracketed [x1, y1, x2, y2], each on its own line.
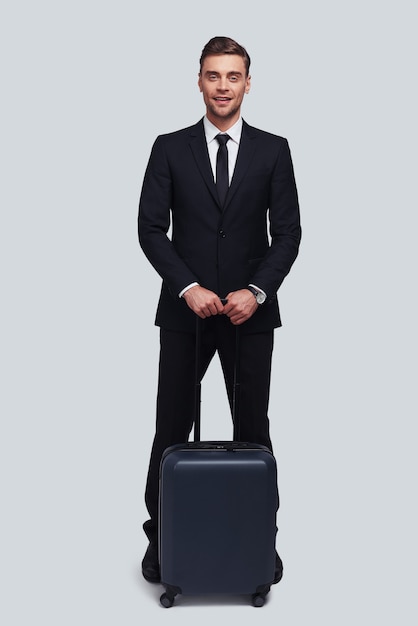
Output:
[142, 542, 160, 583]
[273, 551, 283, 584]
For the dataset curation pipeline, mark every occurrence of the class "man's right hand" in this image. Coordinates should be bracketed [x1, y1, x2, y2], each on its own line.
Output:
[182, 285, 224, 318]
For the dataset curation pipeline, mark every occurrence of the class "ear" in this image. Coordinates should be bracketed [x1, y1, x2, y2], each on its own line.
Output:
[245, 74, 251, 94]
[198, 74, 202, 92]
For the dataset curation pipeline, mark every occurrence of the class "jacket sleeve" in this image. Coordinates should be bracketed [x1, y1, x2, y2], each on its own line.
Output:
[249, 139, 301, 299]
[138, 136, 198, 296]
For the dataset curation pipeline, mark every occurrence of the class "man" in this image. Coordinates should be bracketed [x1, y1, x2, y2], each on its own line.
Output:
[138, 36, 301, 584]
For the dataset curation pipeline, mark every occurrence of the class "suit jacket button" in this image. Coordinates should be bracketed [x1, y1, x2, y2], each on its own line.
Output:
[219, 230, 226, 238]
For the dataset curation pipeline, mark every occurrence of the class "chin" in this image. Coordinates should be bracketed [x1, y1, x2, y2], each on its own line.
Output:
[211, 105, 238, 120]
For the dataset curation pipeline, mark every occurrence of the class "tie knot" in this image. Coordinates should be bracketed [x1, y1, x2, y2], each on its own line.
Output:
[216, 133, 230, 147]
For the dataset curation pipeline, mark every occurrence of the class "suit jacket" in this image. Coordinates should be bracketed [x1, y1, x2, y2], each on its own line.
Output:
[138, 118, 301, 333]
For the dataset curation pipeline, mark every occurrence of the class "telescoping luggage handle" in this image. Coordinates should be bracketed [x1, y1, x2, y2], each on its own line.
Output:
[193, 308, 241, 443]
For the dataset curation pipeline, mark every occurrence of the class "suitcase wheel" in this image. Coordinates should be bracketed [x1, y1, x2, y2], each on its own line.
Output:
[252, 592, 266, 607]
[160, 592, 175, 608]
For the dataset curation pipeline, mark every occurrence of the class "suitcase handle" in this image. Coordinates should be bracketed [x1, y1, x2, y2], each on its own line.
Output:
[193, 309, 241, 443]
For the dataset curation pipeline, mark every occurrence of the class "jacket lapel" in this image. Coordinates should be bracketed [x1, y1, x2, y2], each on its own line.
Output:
[188, 118, 258, 211]
[188, 120, 219, 206]
[223, 120, 257, 211]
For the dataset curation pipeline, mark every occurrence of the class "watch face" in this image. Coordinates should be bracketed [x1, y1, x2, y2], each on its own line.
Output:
[256, 292, 266, 304]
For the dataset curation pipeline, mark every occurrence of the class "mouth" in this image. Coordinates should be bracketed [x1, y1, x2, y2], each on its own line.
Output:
[214, 97, 231, 102]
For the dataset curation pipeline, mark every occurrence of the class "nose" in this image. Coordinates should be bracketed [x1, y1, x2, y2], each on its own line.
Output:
[217, 76, 229, 91]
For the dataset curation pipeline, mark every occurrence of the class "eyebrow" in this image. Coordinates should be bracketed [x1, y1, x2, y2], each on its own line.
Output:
[204, 71, 243, 77]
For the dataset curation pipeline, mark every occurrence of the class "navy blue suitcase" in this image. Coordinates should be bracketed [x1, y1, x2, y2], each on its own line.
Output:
[158, 321, 279, 607]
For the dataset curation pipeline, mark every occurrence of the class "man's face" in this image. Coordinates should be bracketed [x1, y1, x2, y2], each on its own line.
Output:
[198, 54, 251, 129]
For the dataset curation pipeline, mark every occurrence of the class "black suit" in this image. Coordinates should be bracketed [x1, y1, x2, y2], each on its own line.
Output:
[138, 118, 301, 543]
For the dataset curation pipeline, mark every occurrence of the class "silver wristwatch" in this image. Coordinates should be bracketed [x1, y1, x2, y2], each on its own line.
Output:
[247, 286, 266, 305]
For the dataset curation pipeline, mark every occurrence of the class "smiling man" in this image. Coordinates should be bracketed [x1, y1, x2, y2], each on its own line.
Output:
[138, 36, 301, 586]
[198, 53, 251, 131]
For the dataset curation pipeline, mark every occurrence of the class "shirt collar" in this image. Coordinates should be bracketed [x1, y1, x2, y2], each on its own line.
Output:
[203, 116, 243, 145]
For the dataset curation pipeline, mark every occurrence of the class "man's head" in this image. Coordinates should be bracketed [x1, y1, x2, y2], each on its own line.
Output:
[198, 36, 251, 131]
[199, 36, 251, 77]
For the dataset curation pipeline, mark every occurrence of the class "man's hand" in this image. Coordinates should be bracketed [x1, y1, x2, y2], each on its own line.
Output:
[223, 289, 258, 325]
[182, 285, 225, 318]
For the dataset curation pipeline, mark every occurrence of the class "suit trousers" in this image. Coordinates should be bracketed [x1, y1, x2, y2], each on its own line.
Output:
[143, 314, 275, 545]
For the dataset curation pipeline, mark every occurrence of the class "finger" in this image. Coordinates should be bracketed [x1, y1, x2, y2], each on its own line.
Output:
[206, 299, 224, 315]
[208, 302, 220, 316]
[223, 301, 235, 315]
[232, 311, 250, 325]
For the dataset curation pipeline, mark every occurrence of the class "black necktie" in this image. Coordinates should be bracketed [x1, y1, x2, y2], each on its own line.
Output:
[215, 133, 230, 206]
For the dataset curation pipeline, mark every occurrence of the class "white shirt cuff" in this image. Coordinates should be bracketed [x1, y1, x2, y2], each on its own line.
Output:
[179, 282, 199, 298]
[249, 283, 267, 298]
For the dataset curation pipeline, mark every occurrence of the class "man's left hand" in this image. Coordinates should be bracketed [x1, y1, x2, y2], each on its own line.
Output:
[223, 289, 258, 325]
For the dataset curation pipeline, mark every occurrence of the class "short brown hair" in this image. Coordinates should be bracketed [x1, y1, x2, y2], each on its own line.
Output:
[199, 36, 251, 76]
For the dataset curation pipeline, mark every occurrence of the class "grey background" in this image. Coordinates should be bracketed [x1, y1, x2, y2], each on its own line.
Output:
[1, 0, 416, 623]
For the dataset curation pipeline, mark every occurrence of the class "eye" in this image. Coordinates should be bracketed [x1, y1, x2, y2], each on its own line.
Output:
[209, 74, 218, 81]
[229, 75, 238, 82]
